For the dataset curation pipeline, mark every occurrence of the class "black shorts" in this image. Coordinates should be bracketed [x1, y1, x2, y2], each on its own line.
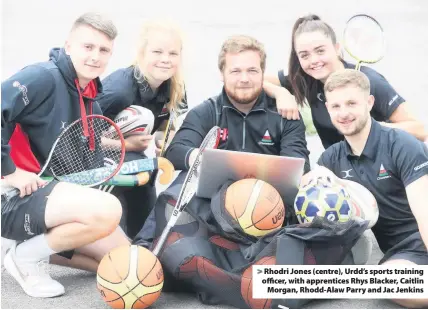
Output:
[1, 181, 58, 240]
[380, 231, 428, 265]
[1, 180, 74, 259]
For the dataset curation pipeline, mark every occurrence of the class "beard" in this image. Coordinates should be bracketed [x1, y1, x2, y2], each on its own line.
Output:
[336, 113, 370, 137]
[224, 84, 262, 105]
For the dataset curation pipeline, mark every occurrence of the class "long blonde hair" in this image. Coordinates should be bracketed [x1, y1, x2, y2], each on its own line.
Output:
[133, 19, 185, 112]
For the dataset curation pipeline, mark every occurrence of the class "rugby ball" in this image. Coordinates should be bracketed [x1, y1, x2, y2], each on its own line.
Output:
[343, 179, 379, 229]
[114, 106, 154, 137]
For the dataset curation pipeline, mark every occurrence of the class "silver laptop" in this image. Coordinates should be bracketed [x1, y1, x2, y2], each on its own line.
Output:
[196, 149, 305, 200]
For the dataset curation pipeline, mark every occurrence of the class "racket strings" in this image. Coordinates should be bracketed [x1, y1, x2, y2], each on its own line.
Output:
[181, 127, 220, 205]
[49, 117, 123, 185]
[344, 15, 385, 63]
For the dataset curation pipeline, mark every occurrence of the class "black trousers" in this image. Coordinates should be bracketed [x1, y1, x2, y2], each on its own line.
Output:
[113, 151, 158, 239]
[118, 184, 157, 239]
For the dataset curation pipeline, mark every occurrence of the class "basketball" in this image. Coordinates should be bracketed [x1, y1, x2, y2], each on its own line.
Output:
[176, 255, 238, 287]
[224, 179, 285, 237]
[241, 256, 275, 308]
[96, 245, 163, 309]
[113, 106, 154, 137]
[151, 231, 185, 254]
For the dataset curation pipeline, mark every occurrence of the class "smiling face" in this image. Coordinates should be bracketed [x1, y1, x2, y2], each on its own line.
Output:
[137, 29, 181, 88]
[221, 50, 263, 106]
[294, 31, 342, 82]
[325, 84, 374, 136]
[65, 24, 114, 87]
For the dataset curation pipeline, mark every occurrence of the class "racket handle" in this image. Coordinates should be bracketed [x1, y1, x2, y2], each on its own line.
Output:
[152, 224, 173, 256]
[1, 188, 19, 201]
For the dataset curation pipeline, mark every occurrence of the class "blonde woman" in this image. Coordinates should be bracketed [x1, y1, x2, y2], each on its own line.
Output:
[98, 19, 187, 238]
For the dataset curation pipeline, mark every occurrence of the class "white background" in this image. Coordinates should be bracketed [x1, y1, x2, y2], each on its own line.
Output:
[2, 0, 428, 128]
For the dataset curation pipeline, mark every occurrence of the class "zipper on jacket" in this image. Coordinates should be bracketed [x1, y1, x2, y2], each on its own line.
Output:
[242, 116, 246, 149]
[223, 106, 265, 150]
[242, 108, 265, 150]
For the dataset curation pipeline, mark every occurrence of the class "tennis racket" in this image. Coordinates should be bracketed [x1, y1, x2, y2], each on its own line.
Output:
[152, 126, 221, 256]
[1, 115, 125, 200]
[343, 14, 386, 71]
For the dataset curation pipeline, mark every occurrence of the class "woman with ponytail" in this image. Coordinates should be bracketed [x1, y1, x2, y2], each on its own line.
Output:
[264, 14, 426, 149]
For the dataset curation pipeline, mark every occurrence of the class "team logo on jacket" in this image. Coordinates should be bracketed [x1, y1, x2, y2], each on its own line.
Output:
[259, 130, 274, 146]
[159, 104, 169, 117]
[377, 163, 391, 180]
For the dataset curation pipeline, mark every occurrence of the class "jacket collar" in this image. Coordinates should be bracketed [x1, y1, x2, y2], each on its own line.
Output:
[49, 48, 103, 96]
[344, 119, 381, 160]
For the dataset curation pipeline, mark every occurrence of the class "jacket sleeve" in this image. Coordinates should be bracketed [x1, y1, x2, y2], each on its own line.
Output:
[279, 116, 311, 174]
[98, 75, 132, 120]
[165, 101, 215, 171]
[1, 65, 55, 176]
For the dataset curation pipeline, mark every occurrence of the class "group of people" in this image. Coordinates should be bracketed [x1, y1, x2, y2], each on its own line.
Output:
[1, 11, 427, 308]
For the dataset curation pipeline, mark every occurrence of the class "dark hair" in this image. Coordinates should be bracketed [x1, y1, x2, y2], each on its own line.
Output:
[288, 14, 338, 106]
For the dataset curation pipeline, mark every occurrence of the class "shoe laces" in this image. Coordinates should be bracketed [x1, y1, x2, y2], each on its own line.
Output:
[27, 259, 51, 279]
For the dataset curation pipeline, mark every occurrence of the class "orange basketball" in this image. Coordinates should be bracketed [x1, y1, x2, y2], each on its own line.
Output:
[97, 245, 163, 309]
[197, 257, 237, 285]
[151, 231, 184, 254]
[241, 256, 276, 309]
[209, 235, 240, 251]
[224, 179, 285, 237]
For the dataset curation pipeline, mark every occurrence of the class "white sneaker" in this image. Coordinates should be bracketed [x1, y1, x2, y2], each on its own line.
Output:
[1, 238, 15, 267]
[3, 243, 65, 298]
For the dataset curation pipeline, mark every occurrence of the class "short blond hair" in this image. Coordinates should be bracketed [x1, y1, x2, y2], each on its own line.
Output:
[324, 69, 370, 94]
[71, 12, 117, 40]
[218, 35, 266, 72]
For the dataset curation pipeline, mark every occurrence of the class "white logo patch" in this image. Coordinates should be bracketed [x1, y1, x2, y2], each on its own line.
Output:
[387, 94, 399, 106]
[414, 161, 428, 171]
[24, 213, 34, 236]
[317, 93, 325, 102]
[341, 169, 353, 179]
[12, 81, 30, 106]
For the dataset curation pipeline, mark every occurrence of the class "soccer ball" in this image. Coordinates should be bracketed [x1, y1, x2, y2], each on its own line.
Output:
[294, 178, 352, 224]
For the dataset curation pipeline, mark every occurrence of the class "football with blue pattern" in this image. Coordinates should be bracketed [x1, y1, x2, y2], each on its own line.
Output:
[294, 178, 352, 224]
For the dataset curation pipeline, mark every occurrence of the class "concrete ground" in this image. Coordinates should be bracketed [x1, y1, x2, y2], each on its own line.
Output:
[1, 0, 427, 308]
[0, 218, 402, 309]
[0, 136, 403, 309]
